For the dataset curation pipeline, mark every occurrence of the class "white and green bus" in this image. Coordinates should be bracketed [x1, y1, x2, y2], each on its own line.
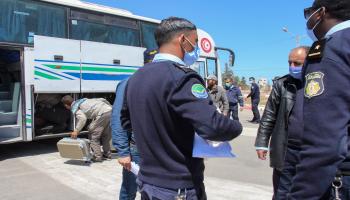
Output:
[0, 0, 235, 144]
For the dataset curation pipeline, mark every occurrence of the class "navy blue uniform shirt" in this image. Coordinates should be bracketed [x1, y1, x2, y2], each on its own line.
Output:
[247, 83, 260, 100]
[289, 27, 350, 199]
[226, 85, 244, 108]
[124, 60, 242, 190]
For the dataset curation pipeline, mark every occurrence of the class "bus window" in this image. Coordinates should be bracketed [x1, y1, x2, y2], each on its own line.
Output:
[0, 0, 66, 44]
[191, 61, 206, 79]
[141, 22, 158, 49]
[70, 10, 140, 47]
[206, 58, 217, 77]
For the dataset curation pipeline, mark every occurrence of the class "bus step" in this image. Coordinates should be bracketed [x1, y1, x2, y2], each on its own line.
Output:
[0, 91, 10, 100]
[0, 125, 20, 141]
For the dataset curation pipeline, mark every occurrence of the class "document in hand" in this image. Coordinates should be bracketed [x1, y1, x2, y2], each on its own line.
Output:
[192, 134, 236, 158]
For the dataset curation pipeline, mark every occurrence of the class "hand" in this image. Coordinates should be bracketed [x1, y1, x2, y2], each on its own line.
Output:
[240, 107, 244, 112]
[118, 156, 131, 171]
[223, 112, 228, 117]
[70, 131, 79, 139]
[256, 150, 268, 160]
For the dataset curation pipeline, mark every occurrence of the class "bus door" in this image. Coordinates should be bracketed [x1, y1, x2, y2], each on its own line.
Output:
[80, 40, 145, 93]
[0, 46, 23, 144]
[192, 58, 207, 80]
[206, 58, 217, 77]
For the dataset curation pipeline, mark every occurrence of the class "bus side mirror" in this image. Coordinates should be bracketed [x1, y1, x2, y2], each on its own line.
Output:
[215, 47, 235, 67]
[229, 54, 235, 67]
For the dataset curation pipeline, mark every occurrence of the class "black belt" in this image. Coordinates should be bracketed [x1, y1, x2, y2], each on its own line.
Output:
[340, 170, 350, 176]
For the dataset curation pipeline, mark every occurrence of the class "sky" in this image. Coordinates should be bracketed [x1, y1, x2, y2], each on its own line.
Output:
[86, 0, 315, 82]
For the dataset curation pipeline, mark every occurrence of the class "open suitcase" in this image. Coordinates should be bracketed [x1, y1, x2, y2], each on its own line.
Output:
[57, 138, 92, 162]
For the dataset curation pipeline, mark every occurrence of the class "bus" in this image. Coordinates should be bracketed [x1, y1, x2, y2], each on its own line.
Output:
[0, 0, 235, 144]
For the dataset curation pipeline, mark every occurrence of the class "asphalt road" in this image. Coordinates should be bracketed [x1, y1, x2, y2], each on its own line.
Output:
[0, 109, 273, 200]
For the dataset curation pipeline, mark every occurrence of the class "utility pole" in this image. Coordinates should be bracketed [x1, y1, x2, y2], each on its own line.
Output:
[282, 27, 305, 47]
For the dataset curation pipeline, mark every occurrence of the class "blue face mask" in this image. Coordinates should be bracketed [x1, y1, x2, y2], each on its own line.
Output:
[289, 66, 303, 80]
[225, 83, 232, 89]
[306, 8, 322, 42]
[183, 37, 200, 66]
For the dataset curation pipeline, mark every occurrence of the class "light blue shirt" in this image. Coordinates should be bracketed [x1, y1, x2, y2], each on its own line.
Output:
[153, 53, 185, 66]
[325, 20, 350, 38]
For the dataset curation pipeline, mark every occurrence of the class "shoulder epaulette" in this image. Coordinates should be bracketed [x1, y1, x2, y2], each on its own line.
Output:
[173, 63, 195, 73]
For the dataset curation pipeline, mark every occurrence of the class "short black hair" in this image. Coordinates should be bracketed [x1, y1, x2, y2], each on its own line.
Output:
[313, 0, 350, 21]
[249, 77, 255, 81]
[154, 17, 197, 47]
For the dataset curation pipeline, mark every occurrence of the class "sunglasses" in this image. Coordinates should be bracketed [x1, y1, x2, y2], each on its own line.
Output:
[304, 7, 316, 19]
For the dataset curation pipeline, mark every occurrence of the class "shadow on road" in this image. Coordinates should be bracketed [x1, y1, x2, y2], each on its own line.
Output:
[0, 138, 61, 161]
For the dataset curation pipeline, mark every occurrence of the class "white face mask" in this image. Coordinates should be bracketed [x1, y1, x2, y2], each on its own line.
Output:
[306, 8, 322, 41]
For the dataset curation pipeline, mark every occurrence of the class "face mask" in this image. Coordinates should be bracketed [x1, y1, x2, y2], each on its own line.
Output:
[306, 8, 322, 41]
[289, 66, 303, 80]
[225, 83, 232, 89]
[182, 37, 200, 66]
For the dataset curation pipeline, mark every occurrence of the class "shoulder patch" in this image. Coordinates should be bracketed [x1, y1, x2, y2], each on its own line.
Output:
[191, 84, 208, 99]
[305, 72, 325, 99]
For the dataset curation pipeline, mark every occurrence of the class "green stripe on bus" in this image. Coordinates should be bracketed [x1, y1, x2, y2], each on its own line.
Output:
[26, 119, 32, 123]
[35, 71, 61, 80]
[44, 64, 137, 73]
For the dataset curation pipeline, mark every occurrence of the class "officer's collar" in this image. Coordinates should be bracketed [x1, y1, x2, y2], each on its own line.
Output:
[325, 20, 350, 38]
[153, 53, 185, 66]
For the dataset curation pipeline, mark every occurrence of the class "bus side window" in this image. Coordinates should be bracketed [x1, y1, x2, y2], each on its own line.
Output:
[70, 10, 140, 47]
[0, 0, 67, 44]
[141, 22, 158, 49]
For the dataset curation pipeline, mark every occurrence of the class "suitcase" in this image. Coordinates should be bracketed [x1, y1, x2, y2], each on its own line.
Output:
[57, 138, 92, 162]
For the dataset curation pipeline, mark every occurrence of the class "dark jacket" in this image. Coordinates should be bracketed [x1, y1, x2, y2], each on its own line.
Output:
[226, 85, 244, 108]
[247, 82, 260, 100]
[208, 85, 229, 115]
[255, 75, 299, 170]
[122, 61, 242, 189]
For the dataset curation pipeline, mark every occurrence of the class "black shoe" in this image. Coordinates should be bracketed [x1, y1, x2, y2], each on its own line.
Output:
[102, 154, 112, 160]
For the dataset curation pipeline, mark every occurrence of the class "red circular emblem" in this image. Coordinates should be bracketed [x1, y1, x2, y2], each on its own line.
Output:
[201, 38, 212, 53]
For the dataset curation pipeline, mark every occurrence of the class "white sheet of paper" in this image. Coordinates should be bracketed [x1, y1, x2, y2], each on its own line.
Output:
[130, 162, 139, 175]
[192, 133, 236, 158]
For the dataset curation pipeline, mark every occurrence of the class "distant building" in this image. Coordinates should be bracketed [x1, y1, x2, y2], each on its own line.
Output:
[258, 78, 268, 87]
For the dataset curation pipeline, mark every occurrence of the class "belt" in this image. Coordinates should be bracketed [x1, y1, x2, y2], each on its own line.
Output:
[340, 170, 350, 176]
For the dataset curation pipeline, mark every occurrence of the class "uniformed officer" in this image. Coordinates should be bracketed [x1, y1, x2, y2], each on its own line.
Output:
[288, 0, 350, 199]
[246, 77, 260, 123]
[121, 17, 242, 200]
[112, 49, 158, 200]
[62, 95, 112, 162]
[225, 77, 244, 121]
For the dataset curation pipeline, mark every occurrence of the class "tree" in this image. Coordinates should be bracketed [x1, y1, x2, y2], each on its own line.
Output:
[221, 63, 234, 85]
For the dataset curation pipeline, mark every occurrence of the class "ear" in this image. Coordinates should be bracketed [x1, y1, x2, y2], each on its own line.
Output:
[317, 7, 327, 20]
[178, 33, 185, 44]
